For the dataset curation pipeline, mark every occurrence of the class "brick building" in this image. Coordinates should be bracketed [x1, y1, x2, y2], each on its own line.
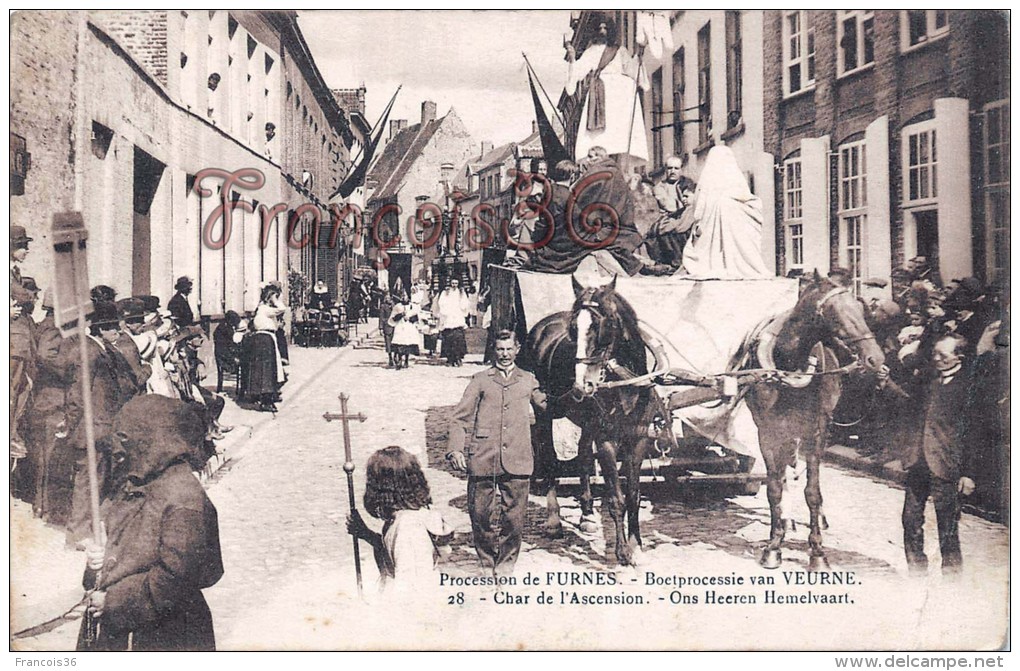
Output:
[764, 10, 1010, 292]
[365, 101, 476, 292]
[10, 10, 353, 319]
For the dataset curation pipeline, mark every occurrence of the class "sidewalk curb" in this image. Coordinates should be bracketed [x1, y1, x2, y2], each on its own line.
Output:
[824, 444, 907, 486]
[201, 327, 380, 485]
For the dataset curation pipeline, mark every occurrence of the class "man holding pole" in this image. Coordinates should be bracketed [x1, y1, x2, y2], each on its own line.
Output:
[446, 330, 546, 577]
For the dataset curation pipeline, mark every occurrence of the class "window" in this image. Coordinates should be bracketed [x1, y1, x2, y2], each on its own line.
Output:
[984, 99, 1010, 282]
[839, 141, 867, 212]
[651, 67, 664, 169]
[672, 47, 685, 155]
[903, 122, 937, 204]
[843, 216, 865, 295]
[725, 11, 742, 128]
[838, 140, 867, 294]
[783, 11, 815, 96]
[784, 158, 803, 220]
[903, 10, 948, 49]
[783, 158, 804, 269]
[697, 24, 712, 146]
[838, 10, 874, 75]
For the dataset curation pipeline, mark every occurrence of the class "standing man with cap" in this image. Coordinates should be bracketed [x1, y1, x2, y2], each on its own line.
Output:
[10, 225, 36, 462]
[24, 288, 70, 520]
[446, 330, 546, 577]
[168, 277, 195, 327]
[10, 275, 40, 498]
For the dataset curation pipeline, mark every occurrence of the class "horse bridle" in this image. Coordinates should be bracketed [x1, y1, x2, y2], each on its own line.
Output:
[814, 285, 877, 348]
[574, 301, 612, 366]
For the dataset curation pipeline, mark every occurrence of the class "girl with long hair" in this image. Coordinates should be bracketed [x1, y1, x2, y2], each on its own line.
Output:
[347, 446, 452, 592]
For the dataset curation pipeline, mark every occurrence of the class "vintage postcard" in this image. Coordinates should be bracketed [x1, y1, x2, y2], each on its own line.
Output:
[8, 9, 1009, 656]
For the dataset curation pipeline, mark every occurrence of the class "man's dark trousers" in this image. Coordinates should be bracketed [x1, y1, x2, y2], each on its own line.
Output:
[902, 463, 962, 575]
[468, 475, 530, 577]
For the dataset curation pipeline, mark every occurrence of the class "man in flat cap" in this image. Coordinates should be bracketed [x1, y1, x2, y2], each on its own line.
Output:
[10, 273, 39, 484]
[10, 226, 36, 461]
[24, 288, 71, 520]
[827, 266, 853, 289]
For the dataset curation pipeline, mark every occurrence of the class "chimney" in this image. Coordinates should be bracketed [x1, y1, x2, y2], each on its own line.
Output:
[532, 120, 538, 135]
[390, 119, 407, 140]
[480, 141, 493, 157]
[421, 100, 437, 125]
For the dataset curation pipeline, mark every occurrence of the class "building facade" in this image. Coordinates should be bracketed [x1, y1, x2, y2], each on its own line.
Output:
[641, 10, 775, 272]
[764, 10, 1010, 292]
[365, 101, 477, 291]
[10, 10, 352, 320]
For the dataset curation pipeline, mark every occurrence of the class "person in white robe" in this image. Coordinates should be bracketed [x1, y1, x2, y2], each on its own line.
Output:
[679, 145, 771, 279]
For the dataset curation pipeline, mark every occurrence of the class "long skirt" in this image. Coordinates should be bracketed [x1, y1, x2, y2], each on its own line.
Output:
[440, 327, 467, 362]
[241, 332, 281, 398]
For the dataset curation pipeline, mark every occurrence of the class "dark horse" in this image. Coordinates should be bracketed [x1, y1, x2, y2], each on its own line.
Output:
[739, 271, 886, 570]
[523, 276, 676, 565]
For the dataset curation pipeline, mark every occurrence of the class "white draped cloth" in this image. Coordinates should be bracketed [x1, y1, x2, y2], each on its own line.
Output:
[573, 49, 649, 162]
[679, 146, 771, 279]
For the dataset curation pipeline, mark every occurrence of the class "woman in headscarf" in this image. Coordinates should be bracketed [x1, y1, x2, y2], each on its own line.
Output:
[78, 395, 223, 651]
[241, 285, 287, 412]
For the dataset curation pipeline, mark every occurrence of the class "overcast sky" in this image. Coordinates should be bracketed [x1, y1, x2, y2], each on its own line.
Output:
[298, 10, 572, 149]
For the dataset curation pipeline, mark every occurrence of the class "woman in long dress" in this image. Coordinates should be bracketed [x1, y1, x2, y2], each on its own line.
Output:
[436, 278, 470, 367]
[242, 285, 287, 412]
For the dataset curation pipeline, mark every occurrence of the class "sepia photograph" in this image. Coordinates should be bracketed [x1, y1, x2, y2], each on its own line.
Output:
[8, 9, 1011, 658]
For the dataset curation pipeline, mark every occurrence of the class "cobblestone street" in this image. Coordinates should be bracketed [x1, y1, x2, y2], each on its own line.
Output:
[12, 332, 1009, 651]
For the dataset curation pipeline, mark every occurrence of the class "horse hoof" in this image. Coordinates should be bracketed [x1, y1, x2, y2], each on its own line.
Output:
[783, 518, 797, 533]
[808, 555, 831, 572]
[543, 524, 564, 539]
[760, 549, 782, 569]
[579, 517, 599, 534]
[628, 543, 644, 566]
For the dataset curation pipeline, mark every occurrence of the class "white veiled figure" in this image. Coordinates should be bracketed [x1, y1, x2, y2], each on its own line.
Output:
[679, 146, 771, 278]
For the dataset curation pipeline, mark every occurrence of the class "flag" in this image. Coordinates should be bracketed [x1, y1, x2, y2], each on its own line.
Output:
[527, 69, 571, 178]
[331, 87, 400, 200]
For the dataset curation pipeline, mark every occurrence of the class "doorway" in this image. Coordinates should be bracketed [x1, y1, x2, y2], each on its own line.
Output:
[132, 148, 165, 296]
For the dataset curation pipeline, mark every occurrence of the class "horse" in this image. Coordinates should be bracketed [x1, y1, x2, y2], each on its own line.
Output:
[738, 271, 886, 570]
[523, 275, 676, 566]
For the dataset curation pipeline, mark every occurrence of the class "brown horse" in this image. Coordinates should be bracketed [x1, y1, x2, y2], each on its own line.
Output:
[523, 276, 676, 565]
[739, 271, 886, 570]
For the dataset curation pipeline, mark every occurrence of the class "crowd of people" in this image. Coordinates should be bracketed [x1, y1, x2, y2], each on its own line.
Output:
[378, 276, 477, 370]
[10, 225, 246, 648]
[818, 256, 1009, 571]
[11, 262, 237, 548]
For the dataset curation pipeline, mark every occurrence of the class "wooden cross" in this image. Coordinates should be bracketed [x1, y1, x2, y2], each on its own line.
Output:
[323, 393, 368, 595]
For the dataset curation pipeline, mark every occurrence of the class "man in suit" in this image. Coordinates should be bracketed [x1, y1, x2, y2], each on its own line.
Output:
[447, 330, 546, 577]
[168, 276, 195, 327]
[901, 332, 976, 577]
[648, 156, 695, 268]
[63, 301, 140, 547]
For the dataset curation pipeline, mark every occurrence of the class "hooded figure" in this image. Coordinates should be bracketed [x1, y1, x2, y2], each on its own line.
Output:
[79, 395, 223, 651]
[679, 146, 770, 279]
